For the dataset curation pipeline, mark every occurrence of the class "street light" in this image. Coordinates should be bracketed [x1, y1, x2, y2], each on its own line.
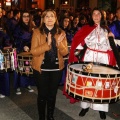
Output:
[65, 1, 68, 4]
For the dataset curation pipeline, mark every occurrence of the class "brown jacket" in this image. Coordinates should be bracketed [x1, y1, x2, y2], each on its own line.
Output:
[30, 28, 68, 72]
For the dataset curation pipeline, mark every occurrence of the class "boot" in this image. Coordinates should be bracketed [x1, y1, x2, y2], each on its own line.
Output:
[79, 108, 89, 117]
[38, 98, 46, 120]
[99, 111, 106, 119]
[47, 99, 55, 120]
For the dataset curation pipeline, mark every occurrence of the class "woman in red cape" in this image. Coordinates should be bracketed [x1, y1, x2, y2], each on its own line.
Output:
[63, 24, 116, 101]
[63, 7, 116, 120]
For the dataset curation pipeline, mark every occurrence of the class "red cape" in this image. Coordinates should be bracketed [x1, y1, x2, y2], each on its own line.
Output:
[68, 25, 96, 63]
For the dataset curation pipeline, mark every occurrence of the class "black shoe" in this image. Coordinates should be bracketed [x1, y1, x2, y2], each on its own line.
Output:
[79, 108, 89, 117]
[99, 111, 106, 119]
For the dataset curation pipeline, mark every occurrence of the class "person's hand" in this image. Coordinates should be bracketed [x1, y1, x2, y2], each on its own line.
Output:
[24, 46, 29, 52]
[47, 32, 52, 46]
[108, 32, 114, 38]
[57, 33, 66, 46]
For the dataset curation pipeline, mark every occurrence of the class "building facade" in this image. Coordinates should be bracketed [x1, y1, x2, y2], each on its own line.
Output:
[33, 0, 120, 12]
[0, 0, 120, 12]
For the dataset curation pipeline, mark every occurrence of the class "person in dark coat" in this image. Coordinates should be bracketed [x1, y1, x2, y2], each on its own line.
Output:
[6, 9, 20, 47]
[13, 10, 36, 95]
[0, 8, 12, 98]
[109, 7, 120, 51]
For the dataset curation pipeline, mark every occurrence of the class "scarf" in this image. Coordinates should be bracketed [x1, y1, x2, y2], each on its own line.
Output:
[44, 25, 57, 62]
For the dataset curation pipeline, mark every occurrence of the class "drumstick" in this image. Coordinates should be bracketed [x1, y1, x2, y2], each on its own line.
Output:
[108, 36, 120, 70]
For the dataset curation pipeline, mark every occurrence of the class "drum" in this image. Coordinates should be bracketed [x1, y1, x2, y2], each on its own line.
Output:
[17, 52, 33, 75]
[0, 48, 17, 72]
[66, 62, 120, 103]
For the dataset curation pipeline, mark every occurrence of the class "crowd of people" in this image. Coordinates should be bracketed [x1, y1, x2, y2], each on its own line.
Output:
[0, 6, 120, 120]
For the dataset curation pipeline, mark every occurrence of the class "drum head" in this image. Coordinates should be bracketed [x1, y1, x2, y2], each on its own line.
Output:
[69, 62, 120, 78]
[66, 62, 120, 103]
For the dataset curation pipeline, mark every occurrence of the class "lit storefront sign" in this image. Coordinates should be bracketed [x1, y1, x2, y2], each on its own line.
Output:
[6, 0, 11, 6]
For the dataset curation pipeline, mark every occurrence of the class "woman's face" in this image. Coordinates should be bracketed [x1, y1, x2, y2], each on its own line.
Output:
[92, 10, 102, 24]
[22, 13, 30, 25]
[73, 17, 79, 25]
[2, 9, 6, 15]
[108, 13, 114, 20]
[10, 10, 13, 18]
[63, 18, 70, 28]
[44, 11, 56, 28]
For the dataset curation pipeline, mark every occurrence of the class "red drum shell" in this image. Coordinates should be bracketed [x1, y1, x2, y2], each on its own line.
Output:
[66, 62, 120, 103]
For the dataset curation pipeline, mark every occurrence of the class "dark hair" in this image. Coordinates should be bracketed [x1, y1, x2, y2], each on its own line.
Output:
[89, 7, 110, 32]
[13, 9, 20, 16]
[17, 10, 33, 32]
[59, 16, 71, 30]
[73, 15, 79, 21]
[79, 15, 85, 20]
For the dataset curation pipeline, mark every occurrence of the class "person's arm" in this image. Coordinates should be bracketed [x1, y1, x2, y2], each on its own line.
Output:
[56, 32, 69, 56]
[30, 29, 51, 56]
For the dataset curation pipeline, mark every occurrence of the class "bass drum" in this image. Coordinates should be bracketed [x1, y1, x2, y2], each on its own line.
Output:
[66, 62, 120, 103]
[17, 52, 33, 75]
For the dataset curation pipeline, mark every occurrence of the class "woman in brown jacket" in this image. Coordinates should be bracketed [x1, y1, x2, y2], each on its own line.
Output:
[30, 9, 68, 120]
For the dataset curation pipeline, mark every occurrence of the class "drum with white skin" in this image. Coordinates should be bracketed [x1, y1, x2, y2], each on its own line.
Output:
[17, 52, 33, 75]
[0, 48, 17, 72]
[66, 62, 120, 103]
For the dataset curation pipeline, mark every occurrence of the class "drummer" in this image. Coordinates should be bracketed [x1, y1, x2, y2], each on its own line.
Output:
[64, 7, 116, 120]
[0, 8, 12, 98]
[13, 10, 36, 95]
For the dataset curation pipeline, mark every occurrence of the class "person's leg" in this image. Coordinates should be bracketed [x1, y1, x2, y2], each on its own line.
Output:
[79, 101, 91, 116]
[90, 103, 108, 119]
[0, 72, 10, 98]
[20, 75, 35, 92]
[13, 71, 21, 95]
[47, 70, 62, 120]
[33, 70, 50, 120]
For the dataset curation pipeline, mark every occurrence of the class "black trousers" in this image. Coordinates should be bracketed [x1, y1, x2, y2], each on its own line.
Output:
[33, 69, 62, 101]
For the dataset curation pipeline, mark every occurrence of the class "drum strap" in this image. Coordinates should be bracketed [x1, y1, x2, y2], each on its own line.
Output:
[109, 36, 120, 69]
[78, 44, 87, 61]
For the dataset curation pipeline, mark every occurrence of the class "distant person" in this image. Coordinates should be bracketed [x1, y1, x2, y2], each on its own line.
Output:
[109, 7, 120, 51]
